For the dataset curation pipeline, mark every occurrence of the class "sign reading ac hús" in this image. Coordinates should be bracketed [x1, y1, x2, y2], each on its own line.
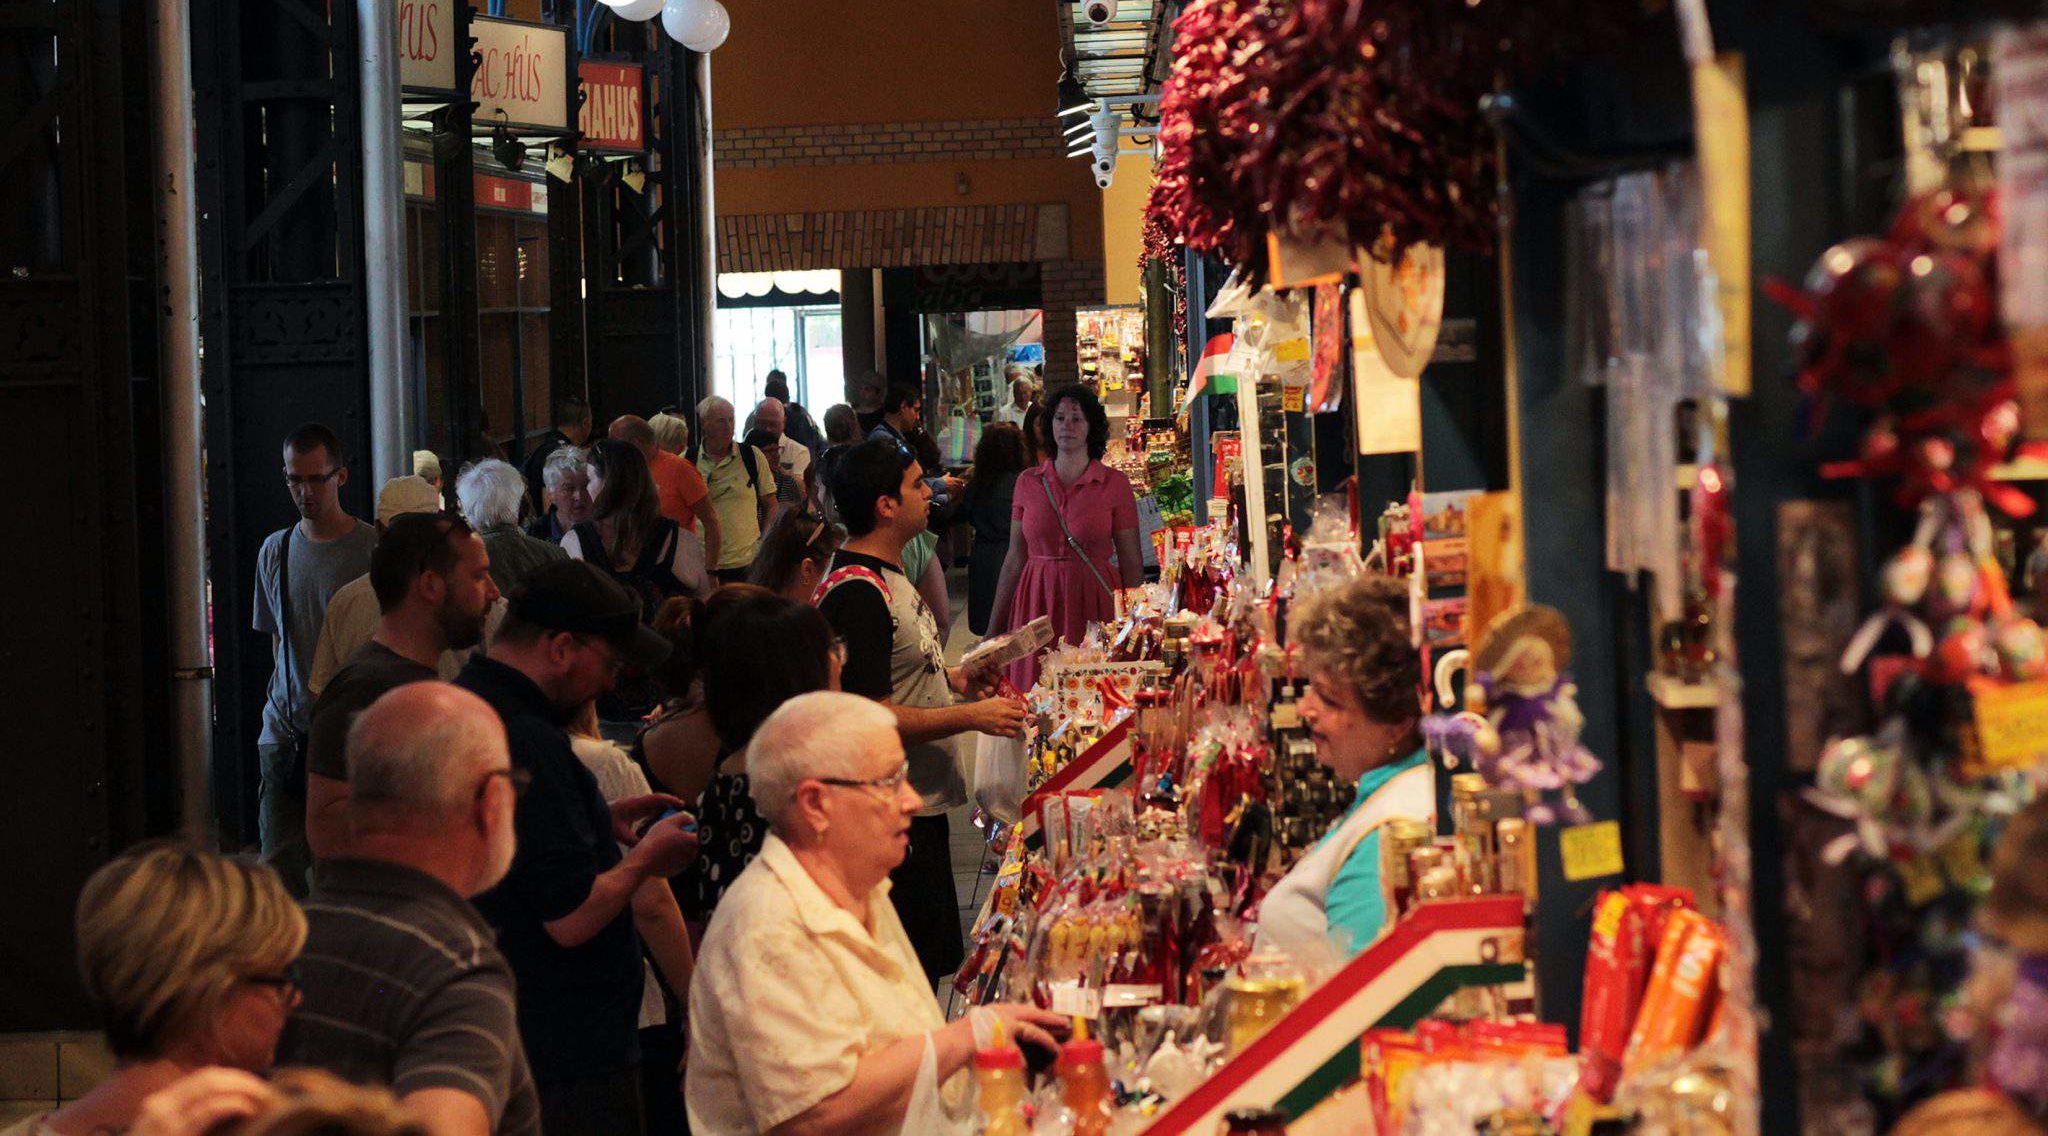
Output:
[472, 17, 568, 132]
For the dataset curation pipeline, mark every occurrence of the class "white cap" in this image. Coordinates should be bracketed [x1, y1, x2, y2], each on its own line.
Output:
[377, 475, 443, 525]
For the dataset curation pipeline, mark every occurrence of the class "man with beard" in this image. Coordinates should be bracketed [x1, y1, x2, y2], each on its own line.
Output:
[305, 511, 501, 861]
[459, 561, 700, 1136]
[283, 681, 542, 1135]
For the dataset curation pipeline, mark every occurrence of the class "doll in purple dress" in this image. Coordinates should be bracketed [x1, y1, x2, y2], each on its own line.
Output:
[1455, 605, 1600, 824]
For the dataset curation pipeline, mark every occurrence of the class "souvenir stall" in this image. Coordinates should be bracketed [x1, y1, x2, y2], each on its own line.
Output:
[940, 0, 1779, 1129]
[1750, 31, 2048, 1134]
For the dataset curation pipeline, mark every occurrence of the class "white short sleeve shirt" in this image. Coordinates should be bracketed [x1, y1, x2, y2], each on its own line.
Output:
[685, 833, 972, 1135]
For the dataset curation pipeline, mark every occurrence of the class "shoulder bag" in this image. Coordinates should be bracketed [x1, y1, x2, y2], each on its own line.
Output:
[1039, 471, 1117, 602]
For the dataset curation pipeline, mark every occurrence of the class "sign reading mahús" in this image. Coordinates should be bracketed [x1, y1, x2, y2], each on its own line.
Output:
[472, 17, 568, 132]
[398, 0, 457, 92]
[578, 62, 645, 152]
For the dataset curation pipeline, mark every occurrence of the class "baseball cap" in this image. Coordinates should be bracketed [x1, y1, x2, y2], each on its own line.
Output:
[377, 475, 444, 525]
[506, 560, 672, 668]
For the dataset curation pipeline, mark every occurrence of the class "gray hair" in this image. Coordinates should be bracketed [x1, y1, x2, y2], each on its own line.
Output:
[541, 445, 588, 491]
[747, 691, 899, 825]
[347, 682, 508, 813]
[455, 458, 527, 528]
[649, 412, 689, 454]
[697, 395, 734, 419]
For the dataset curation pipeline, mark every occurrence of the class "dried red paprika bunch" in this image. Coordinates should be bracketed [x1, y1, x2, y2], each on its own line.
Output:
[1146, 0, 1624, 279]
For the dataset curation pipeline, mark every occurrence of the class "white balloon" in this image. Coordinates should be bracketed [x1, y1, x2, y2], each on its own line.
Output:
[683, 2, 730, 52]
[661, 0, 730, 51]
[609, 0, 666, 20]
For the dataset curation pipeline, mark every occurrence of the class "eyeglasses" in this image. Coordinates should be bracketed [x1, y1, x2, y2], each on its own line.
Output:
[817, 762, 911, 796]
[284, 469, 342, 488]
[475, 766, 534, 802]
[245, 962, 303, 998]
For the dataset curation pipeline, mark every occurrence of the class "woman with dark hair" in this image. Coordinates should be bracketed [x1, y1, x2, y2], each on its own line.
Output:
[561, 439, 710, 604]
[636, 585, 842, 930]
[987, 384, 1144, 688]
[943, 423, 1029, 635]
[747, 507, 846, 603]
[562, 440, 709, 730]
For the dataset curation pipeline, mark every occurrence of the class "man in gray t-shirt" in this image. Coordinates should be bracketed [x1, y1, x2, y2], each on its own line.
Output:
[251, 424, 375, 892]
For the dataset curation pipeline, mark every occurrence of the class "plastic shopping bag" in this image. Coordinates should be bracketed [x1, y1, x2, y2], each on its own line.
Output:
[973, 731, 1026, 825]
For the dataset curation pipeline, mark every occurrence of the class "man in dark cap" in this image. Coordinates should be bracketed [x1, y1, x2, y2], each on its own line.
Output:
[457, 560, 700, 1136]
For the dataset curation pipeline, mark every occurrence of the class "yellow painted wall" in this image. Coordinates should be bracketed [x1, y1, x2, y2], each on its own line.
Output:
[708, 0, 1103, 256]
[1099, 153, 1155, 305]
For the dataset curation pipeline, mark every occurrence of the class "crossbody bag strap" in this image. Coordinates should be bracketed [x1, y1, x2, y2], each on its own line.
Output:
[1039, 471, 1117, 602]
[278, 525, 298, 729]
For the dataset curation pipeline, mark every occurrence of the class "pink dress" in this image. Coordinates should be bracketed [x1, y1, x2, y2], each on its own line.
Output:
[1005, 460, 1140, 690]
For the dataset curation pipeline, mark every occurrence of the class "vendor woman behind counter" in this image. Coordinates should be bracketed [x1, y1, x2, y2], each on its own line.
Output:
[1256, 573, 1436, 961]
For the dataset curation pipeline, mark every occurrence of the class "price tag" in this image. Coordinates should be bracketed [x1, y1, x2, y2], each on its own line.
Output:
[1273, 337, 1313, 364]
[1101, 984, 1163, 1009]
[1049, 982, 1102, 1019]
[1559, 821, 1624, 882]
[1899, 856, 1945, 908]
[1282, 384, 1306, 412]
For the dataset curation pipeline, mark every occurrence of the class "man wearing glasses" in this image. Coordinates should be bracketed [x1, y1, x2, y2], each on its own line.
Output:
[456, 560, 701, 1136]
[283, 681, 542, 1134]
[251, 423, 377, 888]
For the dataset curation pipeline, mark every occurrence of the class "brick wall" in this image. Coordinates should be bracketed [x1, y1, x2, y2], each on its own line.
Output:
[718, 203, 1072, 273]
[1039, 259, 1107, 389]
[716, 117, 1067, 170]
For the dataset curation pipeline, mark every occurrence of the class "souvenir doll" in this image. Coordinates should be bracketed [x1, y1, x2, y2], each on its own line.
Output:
[1456, 606, 1601, 824]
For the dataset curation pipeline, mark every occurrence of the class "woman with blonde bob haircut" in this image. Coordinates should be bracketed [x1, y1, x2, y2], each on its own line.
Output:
[2, 843, 308, 1136]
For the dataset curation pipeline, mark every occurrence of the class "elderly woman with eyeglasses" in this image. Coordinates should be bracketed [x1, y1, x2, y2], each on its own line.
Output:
[685, 692, 1063, 1136]
[1, 844, 307, 1136]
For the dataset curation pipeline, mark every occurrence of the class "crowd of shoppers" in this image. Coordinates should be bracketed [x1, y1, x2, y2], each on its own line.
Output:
[72, 365, 1136, 1135]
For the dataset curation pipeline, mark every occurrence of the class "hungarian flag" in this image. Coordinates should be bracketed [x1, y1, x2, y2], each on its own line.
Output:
[1180, 332, 1237, 412]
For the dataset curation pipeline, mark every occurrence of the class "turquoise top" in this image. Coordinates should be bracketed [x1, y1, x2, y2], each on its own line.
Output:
[1325, 748, 1431, 956]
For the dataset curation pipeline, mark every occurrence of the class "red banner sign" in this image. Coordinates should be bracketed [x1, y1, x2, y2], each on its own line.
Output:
[474, 175, 534, 212]
[578, 62, 645, 152]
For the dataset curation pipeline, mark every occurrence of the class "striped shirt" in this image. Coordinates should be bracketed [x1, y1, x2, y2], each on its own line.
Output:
[280, 859, 541, 1134]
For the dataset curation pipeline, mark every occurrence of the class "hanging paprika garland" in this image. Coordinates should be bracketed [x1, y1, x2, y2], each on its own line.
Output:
[1145, 0, 1627, 280]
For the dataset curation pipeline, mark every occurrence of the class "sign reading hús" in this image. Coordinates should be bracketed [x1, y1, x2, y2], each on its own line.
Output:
[398, 0, 457, 92]
[578, 63, 645, 152]
[472, 17, 569, 132]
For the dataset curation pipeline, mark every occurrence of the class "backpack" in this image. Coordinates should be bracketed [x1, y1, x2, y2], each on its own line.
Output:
[572, 519, 685, 720]
[686, 441, 760, 492]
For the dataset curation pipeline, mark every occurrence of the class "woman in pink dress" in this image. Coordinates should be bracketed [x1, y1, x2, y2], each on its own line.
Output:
[987, 385, 1145, 690]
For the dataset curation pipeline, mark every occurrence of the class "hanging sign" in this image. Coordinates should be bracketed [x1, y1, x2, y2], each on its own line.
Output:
[472, 17, 569, 133]
[577, 62, 646, 152]
[398, 0, 458, 93]
[1350, 288, 1421, 455]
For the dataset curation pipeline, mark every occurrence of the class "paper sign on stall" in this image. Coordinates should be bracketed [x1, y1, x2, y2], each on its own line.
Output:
[1351, 288, 1421, 455]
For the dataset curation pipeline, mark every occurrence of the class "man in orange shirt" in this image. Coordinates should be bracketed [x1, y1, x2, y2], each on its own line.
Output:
[610, 414, 722, 570]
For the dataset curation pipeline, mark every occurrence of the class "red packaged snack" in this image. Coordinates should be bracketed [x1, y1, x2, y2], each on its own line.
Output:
[1576, 885, 1697, 1102]
[1623, 909, 1727, 1075]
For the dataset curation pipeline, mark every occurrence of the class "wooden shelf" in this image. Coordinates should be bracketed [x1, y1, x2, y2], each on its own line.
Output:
[1646, 672, 1719, 711]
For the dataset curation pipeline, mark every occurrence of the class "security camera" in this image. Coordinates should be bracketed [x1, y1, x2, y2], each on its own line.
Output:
[1084, 0, 1117, 27]
[1093, 155, 1115, 187]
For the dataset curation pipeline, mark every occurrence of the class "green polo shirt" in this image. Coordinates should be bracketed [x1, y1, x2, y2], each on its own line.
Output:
[695, 443, 776, 569]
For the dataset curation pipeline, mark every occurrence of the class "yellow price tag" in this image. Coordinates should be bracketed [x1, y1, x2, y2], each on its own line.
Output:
[1969, 678, 2048, 774]
[1559, 821, 1624, 882]
[1282, 384, 1306, 412]
[1899, 857, 1945, 907]
[1273, 337, 1312, 363]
